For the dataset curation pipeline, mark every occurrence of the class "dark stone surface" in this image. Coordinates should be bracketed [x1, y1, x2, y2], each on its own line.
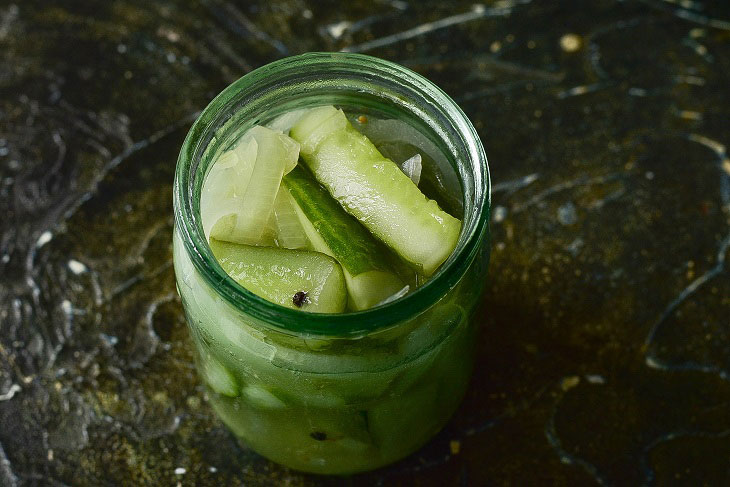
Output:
[2, 0, 730, 485]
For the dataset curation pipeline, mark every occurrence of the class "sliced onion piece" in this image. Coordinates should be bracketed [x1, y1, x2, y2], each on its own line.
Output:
[272, 186, 309, 249]
[201, 137, 257, 240]
[260, 211, 278, 247]
[203, 126, 300, 245]
[266, 108, 309, 135]
[401, 153, 422, 185]
[225, 126, 295, 244]
[356, 118, 442, 166]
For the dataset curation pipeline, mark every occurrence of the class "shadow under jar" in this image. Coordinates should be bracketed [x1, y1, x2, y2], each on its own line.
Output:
[173, 53, 491, 475]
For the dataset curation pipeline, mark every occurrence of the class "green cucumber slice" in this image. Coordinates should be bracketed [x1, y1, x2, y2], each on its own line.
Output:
[349, 114, 463, 215]
[284, 166, 405, 310]
[290, 106, 462, 276]
[290, 105, 348, 156]
[210, 239, 346, 313]
[210, 395, 377, 474]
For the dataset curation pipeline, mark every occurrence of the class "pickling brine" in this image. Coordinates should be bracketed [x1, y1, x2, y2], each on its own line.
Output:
[173, 53, 491, 474]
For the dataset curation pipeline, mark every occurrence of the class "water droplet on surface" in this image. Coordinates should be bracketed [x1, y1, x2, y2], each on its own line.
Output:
[68, 259, 87, 275]
[557, 202, 577, 225]
[492, 205, 507, 223]
[559, 33, 581, 52]
[36, 231, 53, 247]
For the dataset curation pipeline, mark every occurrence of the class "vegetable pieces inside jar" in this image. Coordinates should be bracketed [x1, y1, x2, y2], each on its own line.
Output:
[200, 106, 462, 312]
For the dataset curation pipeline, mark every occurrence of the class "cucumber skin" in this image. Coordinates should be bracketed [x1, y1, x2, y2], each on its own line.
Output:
[293, 110, 461, 276]
[284, 166, 406, 310]
[210, 239, 347, 313]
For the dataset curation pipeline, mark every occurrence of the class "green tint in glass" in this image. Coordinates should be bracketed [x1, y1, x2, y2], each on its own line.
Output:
[173, 52, 491, 474]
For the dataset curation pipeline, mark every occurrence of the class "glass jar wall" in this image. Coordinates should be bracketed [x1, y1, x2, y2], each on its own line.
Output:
[173, 53, 490, 474]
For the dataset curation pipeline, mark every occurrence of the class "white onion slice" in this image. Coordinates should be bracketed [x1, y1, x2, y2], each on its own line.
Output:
[266, 108, 309, 135]
[201, 138, 257, 240]
[401, 153, 422, 185]
[201, 126, 300, 245]
[272, 186, 309, 249]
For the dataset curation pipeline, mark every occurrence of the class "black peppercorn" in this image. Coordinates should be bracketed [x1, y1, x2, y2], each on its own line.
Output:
[292, 291, 309, 307]
[310, 431, 327, 441]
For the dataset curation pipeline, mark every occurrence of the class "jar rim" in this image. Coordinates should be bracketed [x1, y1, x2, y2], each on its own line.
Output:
[174, 52, 490, 337]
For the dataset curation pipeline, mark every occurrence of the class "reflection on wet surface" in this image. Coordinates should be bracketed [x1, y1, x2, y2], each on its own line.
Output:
[1, 0, 730, 484]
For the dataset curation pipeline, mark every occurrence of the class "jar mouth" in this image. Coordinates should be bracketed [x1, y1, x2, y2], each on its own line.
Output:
[174, 52, 490, 337]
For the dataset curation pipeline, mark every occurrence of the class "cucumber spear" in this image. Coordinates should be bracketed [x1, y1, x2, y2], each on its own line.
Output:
[284, 166, 405, 311]
[290, 106, 461, 276]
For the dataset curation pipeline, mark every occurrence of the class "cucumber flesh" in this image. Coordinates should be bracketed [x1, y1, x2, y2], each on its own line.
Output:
[349, 115, 463, 214]
[290, 105, 348, 156]
[365, 381, 442, 459]
[291, 107, 462, 276]
[344, 270, 404, 311]
[284, 166, 405, 310]
[210, 239, 347, 313]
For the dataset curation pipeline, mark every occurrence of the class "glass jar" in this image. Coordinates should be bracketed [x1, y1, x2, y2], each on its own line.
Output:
[173, 53, 490, 474]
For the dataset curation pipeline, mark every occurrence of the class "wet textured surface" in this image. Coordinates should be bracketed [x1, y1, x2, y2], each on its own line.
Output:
[1, 0, 730, 485]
